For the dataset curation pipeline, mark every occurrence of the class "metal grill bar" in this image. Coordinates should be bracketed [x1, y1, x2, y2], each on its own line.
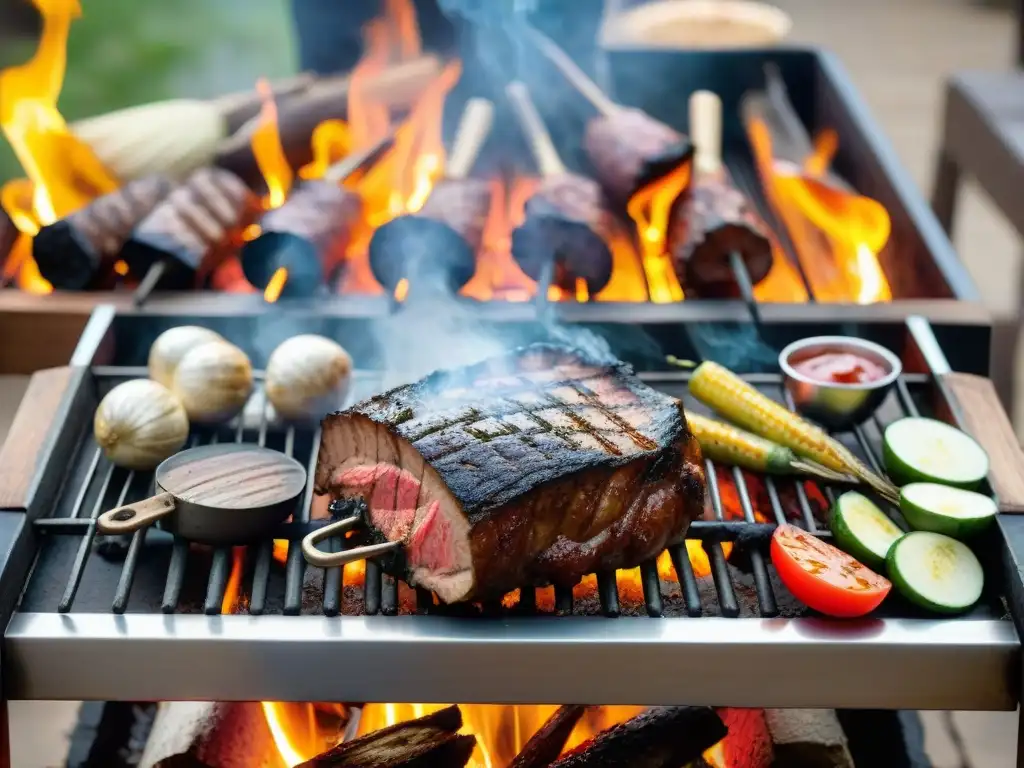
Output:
[24, 369, 972, 625]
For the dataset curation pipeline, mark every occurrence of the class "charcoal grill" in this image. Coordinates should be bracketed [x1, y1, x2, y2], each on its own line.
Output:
[0, 306, 1015, 736]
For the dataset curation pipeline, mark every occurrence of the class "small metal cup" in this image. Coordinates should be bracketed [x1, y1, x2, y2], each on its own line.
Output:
[779, 336, 902, 431]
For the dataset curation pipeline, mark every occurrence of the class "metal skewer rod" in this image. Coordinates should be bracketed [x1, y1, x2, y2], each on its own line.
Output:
[729, 250, 763, 328]
[132, 260, 166, 306]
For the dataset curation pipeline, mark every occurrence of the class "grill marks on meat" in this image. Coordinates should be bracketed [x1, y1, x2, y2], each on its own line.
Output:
[315, 345, 705, 603]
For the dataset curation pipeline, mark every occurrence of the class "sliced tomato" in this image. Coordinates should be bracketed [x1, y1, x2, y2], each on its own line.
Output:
[771, 523, 891, 618]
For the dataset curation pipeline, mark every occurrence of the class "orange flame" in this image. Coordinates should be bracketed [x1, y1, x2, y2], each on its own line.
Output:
[748, 118, 891, 303]
[252, 78, 293, 209]
[264, 266, 289, 303]
[299, 119, 352, 181]
[626, 163, 688, 303]
[0, 0, 119, 292]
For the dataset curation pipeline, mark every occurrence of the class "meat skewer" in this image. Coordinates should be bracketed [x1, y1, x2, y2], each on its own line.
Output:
[667, 90, 772, 306]
[527, 26, 693, 204]
[32, 175, 174, 290]
[368, 98, 495, 296]
[303, 344, 705, 604]
[505, 81, 615, 297]
[123, 167, 260, 303]
[241, 134, 395, 299]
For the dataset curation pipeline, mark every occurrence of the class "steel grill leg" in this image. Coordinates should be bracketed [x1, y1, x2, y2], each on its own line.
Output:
[554, 584, 574, 615]
[596, 570, 620, 617]
[703, 460, 741, 617]
[364, 560, 382, 615]
[248, 540, 274, 615]
[731, 468, 778, 618]
[161, 538, 189, 613]
[639, 560, 663, 617]
[204, 548, 232, 615]
[381, 573, 398, 615]
[668, 543, 703, 617]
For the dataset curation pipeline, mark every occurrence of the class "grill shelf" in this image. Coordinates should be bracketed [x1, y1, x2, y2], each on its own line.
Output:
[5, 353, 1018, 708]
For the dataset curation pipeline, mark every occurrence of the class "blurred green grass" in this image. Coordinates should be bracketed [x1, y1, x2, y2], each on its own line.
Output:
[0, 0, 296, 183]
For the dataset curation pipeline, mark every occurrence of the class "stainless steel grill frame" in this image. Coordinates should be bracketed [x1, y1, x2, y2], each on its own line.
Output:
[0, 309, 1018, 719]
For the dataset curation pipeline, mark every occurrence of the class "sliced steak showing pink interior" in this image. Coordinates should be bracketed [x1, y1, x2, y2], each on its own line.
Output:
[315, 345, 705, 603]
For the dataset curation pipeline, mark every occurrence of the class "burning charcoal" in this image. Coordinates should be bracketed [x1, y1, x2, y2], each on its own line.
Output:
[528, 26, 692, 203]
[668, 91, 772, 298]
[241, 135, 393, 299]
[548, 706, 727, 768]
[368, 98, 494, 295]
[509, 705, 587, 768]
[298, 705, 475, 767]
[505, 82, 615, 296]
[121, 167, 259, 293]
[214, 56, 443, 185]
[32, 175, 173, 290]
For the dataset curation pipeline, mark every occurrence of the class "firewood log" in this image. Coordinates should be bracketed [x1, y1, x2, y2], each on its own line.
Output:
[214, 56, 443, 185]
[547, 706, 726, 768]
[508, 705, 587, 768]
[297, 705, 475, 768]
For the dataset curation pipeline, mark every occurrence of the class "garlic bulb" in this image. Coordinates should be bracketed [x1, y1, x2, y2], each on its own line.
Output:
[172, 340, 254, 423]
[266, 335, 353, 421]
[94, 379, 189, 470]
[149, 326, 225, 388]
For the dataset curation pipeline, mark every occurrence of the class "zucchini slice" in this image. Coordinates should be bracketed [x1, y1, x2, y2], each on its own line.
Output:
[886, 531, 984, 614]
[883, 417, 988, 490]
[899, 483, 997, 539]
[830, 491, 903, 570]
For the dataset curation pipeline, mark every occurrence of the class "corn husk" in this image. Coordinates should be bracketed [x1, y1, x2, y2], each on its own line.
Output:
[71, 99, 228, 182]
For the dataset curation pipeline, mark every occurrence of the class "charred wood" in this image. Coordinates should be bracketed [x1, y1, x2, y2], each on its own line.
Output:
[508, 705, 587, 768]
[33, 175, 173, 290]
[213, 56, 443, 185]
[547, 706, 726, 768]
[0, 204, 15, 269]
[297, 705, 475, 768]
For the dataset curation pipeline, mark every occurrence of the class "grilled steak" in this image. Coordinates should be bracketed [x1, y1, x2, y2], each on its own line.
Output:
[314, 345, 705, 603]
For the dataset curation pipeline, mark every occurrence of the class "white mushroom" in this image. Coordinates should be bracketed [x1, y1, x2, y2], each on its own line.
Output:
[172, 340, 254, 423]
[265, 335, 353, 422]
[94, 379, 189, 470]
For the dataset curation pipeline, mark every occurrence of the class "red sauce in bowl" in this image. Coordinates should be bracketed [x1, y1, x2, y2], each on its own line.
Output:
[792, 352, 889, 385]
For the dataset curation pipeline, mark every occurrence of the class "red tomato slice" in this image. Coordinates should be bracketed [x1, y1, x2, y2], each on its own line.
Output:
[771, 524, 891, 618]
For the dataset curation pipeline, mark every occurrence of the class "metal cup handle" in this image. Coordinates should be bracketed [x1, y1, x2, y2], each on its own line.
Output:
[97, 491, 177, 535]
[301, 516, 401, 568]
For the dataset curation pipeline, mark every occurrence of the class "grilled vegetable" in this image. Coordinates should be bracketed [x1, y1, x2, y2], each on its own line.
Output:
[883, 417, 989, 490]
[686, 412, 849, 481]
[171, 340, 253, 424]
[148, 326, 225, 388]
[830, 491, 903, 570]
[266, 335, 353, 422]
[899, 483, 997, 539]
[886, 531, 984, 614]
[94, 379, 189, 470]
[771, 523, 891, 617]
[687, 360, 899, 503]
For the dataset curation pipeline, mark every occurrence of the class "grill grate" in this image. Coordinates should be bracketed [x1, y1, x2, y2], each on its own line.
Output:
[24, 365, 980, 623]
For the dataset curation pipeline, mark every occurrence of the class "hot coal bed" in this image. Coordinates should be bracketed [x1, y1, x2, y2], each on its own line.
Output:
[0, 304, 1016, 768]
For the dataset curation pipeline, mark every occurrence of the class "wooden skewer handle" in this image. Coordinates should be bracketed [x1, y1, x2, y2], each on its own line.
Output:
[445, 98, 495, 180]
[527, 26, 619, 117]
[505, 82, 566, 178]
[690, 90, 724, 176]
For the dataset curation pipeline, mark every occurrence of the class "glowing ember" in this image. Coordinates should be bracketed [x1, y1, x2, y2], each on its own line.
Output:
[393, 277, 409, 302]
[252, 78, 293, 210]
[264, 266, 289, 303]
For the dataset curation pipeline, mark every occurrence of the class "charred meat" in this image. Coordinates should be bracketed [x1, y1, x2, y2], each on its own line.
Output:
[315, 345, 705, 603]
